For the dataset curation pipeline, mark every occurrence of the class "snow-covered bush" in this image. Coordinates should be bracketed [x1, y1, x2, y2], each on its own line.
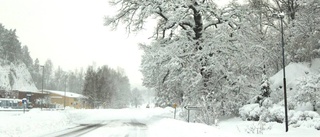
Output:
[245, 121, 272, 134]
[313, 118, 320, 130]
[289, 111, 320, 125]
[240, 104, 285, 122]
[295, 117, 320, 130]
[240, 103, 320, 130]
[239, 104, 261, 121]
[292, 74, 320, 110]
[268, 105, 285, 123]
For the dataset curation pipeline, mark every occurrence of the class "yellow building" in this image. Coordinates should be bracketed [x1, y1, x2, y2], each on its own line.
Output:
[44, 90, 87, 109]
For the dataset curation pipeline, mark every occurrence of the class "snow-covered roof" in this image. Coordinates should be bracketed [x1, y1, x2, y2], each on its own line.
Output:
[44, 90, 87, 98]
[15, 90, 43, 94]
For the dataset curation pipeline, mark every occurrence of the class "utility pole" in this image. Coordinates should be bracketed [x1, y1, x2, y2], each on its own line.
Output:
[280, 14, 289, 132]
[64, 76, 67, 110]
[40, 65, 44, 110]
[273, 12, 288, 132]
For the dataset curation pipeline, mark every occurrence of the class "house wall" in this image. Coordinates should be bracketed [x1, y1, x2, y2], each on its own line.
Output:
[17, 91, 45, 108]
[49, 93, 84, 109]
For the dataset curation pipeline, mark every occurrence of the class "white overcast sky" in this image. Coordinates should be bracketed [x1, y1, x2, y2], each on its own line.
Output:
[0, 0, 231, 88]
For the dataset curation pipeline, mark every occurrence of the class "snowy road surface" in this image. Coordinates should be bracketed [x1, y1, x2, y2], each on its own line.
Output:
[34, 108, 170, 137]
[42, 120, 148, 137]
[0, 108, 319, 137]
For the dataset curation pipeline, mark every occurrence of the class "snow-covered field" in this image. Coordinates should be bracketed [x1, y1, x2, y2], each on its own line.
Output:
[0, 108, 319, 137]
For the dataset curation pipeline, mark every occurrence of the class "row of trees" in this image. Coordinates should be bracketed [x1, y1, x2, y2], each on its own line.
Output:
[31, 58, 85, 94]
[105, 0, 320, 124]
[32, 61, 143, 108]
[30, 59, 143, 108]
[83, 65, 131, 108]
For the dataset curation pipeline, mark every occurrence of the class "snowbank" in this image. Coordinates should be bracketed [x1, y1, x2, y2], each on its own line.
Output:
[0, 109, 77, 137]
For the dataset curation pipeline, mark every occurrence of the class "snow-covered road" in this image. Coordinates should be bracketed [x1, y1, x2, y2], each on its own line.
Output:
[42, 120, 148, 137]
[32, 108, 170, 137]
[0, 108, 319, 137]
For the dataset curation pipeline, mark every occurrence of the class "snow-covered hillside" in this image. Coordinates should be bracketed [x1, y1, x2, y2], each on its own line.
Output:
[270, 58, 320, 94]
[0, 62, 37, 91]
[259, 58, 320, 116]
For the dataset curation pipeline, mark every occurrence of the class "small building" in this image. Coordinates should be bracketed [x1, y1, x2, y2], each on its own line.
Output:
[16, 90, 47, 108]
[44, 90, 87, 109]
[0, 90, 47, 109]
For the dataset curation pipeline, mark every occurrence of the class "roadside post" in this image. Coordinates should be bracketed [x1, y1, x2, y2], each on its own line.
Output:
[22, 98, 27, 113]
[184, 106, 202, 123]
[26, 93, 32, 109]
[173, 103, 177, 119]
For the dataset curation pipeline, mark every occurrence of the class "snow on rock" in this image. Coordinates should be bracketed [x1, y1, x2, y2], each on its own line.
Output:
[0, 62, 37, 91]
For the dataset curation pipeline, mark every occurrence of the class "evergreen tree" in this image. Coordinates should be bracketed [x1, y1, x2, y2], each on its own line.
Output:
[53, 66, 67, 91]
[83, 66, 97, 107]
[21, 46, 33, 69]
[0, 24, 24, 63]
[67, 71, 83, 93]
[32, 58, 42, 89]
[44, 59, 54, 89]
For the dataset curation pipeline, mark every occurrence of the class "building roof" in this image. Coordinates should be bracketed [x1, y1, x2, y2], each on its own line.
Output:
[15, 90, 44, 94]
[44, 90, 87, 98]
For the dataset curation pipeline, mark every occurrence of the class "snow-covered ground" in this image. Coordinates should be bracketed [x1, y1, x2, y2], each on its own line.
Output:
[0, 108, 319, 137]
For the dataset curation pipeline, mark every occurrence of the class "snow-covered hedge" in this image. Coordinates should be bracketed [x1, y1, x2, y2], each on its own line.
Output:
[239, 104, 320, 130]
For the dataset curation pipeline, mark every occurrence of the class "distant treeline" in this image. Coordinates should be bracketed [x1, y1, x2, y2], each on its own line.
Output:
[0, 23, 142, 108]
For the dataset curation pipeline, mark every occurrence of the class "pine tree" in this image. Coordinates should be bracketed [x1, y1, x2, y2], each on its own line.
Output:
[83, 66, 97, 108]
[258, 65, 271, 107]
